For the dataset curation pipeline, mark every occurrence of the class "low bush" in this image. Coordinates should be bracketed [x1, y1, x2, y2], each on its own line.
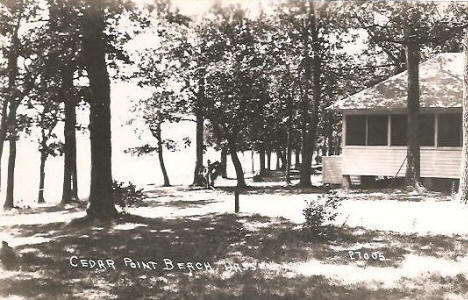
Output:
[302, 191, 343, 237]
[252, 174, 265, 182]
[113, 180, 145, 213]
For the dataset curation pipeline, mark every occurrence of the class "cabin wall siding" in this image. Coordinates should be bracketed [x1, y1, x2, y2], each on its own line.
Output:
[323, 156, 342, 184]
[342, 147, 461, 178]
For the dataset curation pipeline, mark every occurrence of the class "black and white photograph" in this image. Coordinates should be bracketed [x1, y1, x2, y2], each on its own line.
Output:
[1, 0, 468, 298]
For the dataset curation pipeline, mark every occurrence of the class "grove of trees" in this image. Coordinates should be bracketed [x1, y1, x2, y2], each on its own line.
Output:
[2, 0, 468, 218]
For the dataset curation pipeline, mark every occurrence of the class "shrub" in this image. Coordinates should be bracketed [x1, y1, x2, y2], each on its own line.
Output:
[302, 191, 343, 237]
[113, 180, 145, 212]
[252, 174, 264, 182]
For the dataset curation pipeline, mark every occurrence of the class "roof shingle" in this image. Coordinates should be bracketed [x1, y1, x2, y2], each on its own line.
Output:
[332, 53, 463, 111]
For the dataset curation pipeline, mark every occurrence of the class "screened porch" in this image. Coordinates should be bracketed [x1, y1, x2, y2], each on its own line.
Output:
[344, 112, 462, 148]
[340, 111, 463, 179]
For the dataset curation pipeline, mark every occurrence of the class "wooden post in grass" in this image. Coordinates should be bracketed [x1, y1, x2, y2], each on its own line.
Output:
[234, 190, 239, 213]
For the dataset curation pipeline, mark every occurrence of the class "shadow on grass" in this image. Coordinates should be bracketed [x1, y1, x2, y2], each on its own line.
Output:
[342, 188, 452, 202]
[0, 201, 87, 216]
[216, 185, 326, 196]
[137, 199, 219, 209]
[0, 208, 467, 299]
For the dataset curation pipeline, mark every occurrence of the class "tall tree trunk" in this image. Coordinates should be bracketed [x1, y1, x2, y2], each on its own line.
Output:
[286, 139, 292, 183]
[61, 95, 74, 204]
[4, 139, 16, 209]
[4, 101, 18, 209]
[0, 99, 9, 190]
[0, 13, 22, 191]
[299, 32, 313, 186]
[266, 149, 271, 170]
[404, 29, 422, 189]
[325, 113, 334, 156]
[276, 149, 281, 170]
[192, 74, 205, 186]
[459, 28, 468, 202]
[300, 2, 321, 187]
[335, 135, 341, 155]
[71, 104, 78, 200]
[277, 148, 286, 171]
[282, 147, 288, 168]
[155, 123, 170, 187]
[259, 146, 266, 176]
[309, 4, 322, 179]
[72, 149, 78, 200]
[192, 109, 204, 186]
[251, 150, 254, 174]
[38, 150, 47, 203]
[212, 121, 227, 178]
[227, 134, 246, 187]
[294, 146, 301, 170]
[321, 117, 328, 157]
[286, 92, 294, 184]
[327, 129, 334, 156]
[221, 147, 227, 178]
[83, 1, 117, 218]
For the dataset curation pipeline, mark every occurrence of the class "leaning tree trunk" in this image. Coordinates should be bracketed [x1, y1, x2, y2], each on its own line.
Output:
[459, 28, 468, 202]
[83, 1, 117, 218]
[192, 107, 204, 186]
[155, 123, 170, 187]
[227, 134, 246, 187]
[38, 149, 47, 203]
[404, 30, 423, 189]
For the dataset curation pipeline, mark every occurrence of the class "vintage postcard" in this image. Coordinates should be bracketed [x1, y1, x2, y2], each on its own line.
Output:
[0, 0, 468, 299]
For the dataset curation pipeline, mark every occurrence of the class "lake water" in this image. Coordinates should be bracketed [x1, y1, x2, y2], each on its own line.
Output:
[0, 82, 274, 206]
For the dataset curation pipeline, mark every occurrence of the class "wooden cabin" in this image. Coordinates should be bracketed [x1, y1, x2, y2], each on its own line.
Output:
[323, 53, 463, 185]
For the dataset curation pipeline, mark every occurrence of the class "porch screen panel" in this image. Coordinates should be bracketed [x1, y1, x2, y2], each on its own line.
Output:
[346, 115, 366, 145]
[438, 113, 462, 147]
[367, 115, 388, 145]
[391, 114, 407, 146]
[420, 114, 435, 146]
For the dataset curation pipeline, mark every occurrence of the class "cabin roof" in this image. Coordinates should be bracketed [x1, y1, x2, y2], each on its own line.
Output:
[332, 53, 463, 112]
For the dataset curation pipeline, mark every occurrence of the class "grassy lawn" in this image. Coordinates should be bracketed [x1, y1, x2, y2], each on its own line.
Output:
[1, 177, 467, 299]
